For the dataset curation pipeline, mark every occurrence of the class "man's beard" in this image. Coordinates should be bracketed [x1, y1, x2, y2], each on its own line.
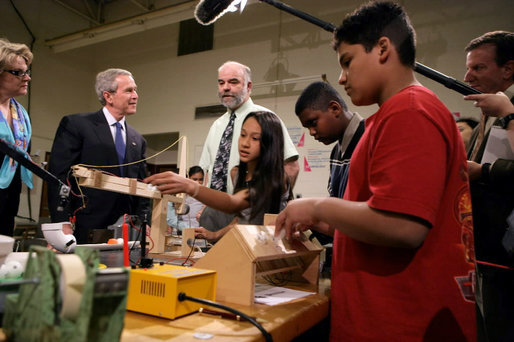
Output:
[219, 89, 247, 110]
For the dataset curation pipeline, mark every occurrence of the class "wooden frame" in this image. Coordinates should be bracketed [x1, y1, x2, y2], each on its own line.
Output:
[194, 224, 323, 306]
[71, 136, 189, 253]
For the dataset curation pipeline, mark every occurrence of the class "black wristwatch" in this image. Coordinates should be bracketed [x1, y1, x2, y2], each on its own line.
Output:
[499, 113, 514, 129]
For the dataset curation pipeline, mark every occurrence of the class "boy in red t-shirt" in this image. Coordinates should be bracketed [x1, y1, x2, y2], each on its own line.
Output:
[275, 1, 476, 341]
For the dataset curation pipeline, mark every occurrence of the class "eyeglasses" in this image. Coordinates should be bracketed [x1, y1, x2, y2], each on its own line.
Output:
[3, 69, 31, 78]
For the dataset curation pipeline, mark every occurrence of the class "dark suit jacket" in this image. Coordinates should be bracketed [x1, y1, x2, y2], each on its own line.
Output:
[48, 109, 149, 243]
[467, 118, 514, 267]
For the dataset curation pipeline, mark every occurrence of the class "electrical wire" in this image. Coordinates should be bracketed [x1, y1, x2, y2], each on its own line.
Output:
[166, 257, 194, 266]
[257, 259, 292, 286]
[77, 135, 185, 170]
[145, 229, 155, 253]
[68, 135, 186, 216]
[181, 235, 196, 266]
[125, 214, 154, 264]
[178, 292, 273, 342]
[126, 215, 141, 265]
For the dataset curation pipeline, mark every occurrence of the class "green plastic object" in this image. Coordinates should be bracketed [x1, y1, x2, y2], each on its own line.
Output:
[3, 246, 128, 342]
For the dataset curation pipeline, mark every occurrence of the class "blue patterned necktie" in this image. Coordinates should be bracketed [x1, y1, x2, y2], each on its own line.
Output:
[210, 111, 236, 192]
[114, 122, 126, 176]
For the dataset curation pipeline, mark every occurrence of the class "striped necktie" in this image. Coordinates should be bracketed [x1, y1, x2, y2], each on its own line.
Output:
[210, 111, 236, 192]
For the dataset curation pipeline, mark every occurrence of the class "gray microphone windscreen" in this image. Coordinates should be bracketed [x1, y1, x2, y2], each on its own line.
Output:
[194, 0, 237, 25]
[176, 203, 190, 216]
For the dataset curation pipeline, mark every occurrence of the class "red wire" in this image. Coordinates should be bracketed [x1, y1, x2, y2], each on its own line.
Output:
[127, 217, 154, 252]
[122, 214, 130, 267]
[475, 260, 514, 270]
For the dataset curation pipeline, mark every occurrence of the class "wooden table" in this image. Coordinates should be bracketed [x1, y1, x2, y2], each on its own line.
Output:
[0, 253, 330, 342]
[121, 279, 330, 342]
[0, 281, 329, 342]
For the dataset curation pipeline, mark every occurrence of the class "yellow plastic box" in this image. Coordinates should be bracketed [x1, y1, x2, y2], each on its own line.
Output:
[127, 264, 216, 319]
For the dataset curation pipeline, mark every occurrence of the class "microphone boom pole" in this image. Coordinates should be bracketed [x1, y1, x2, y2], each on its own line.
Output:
[0, 139, 70, 210]
[258, 0, 481, 96]
[260, 0, 336, 33]
[413, 63, 480, 95]
[0, 139, 61, 185]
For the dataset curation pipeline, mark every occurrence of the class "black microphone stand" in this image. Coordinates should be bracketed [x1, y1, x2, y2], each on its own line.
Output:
[139, 213, 153, 268]
[259, 0, 481, 96]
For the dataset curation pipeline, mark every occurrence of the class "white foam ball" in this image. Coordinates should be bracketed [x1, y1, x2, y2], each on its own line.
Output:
[5, 260, 23, 278]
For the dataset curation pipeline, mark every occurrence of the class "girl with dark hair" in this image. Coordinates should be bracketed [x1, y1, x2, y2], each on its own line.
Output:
[145, 111, 291, 241]
[233, 111, 290, 224]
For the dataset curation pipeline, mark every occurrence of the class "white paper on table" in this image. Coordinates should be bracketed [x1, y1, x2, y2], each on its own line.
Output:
[254, 284, 315, 305]
[481, 126, 514, 164]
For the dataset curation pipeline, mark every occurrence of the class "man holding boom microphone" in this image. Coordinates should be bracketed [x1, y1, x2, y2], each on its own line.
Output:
[461, 30, 514, 342]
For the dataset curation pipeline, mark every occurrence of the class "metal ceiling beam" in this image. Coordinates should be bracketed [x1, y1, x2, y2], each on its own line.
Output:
[129, 0, 153, 11]
[52, 0, 102, 25]
[81, 0, 97, 20]
[46, 1, 196, 53]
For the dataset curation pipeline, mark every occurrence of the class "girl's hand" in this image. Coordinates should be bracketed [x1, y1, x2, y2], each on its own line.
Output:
[144, 171, 196, 195]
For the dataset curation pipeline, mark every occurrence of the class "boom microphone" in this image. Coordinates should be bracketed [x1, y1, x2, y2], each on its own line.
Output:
[195, 0, 238, 25]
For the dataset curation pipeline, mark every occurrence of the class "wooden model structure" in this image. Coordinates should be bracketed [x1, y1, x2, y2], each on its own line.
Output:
[71, 137, 188, 253]
[194, 224, 323, 306]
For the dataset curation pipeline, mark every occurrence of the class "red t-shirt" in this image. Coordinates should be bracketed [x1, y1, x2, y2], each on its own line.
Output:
[332, 86, 475, 341]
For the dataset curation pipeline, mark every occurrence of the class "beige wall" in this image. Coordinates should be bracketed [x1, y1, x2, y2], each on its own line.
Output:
[1, 0, 512, 222]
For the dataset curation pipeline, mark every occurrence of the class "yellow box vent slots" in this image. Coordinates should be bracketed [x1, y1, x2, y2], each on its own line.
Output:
[127, 264, 216, 319]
